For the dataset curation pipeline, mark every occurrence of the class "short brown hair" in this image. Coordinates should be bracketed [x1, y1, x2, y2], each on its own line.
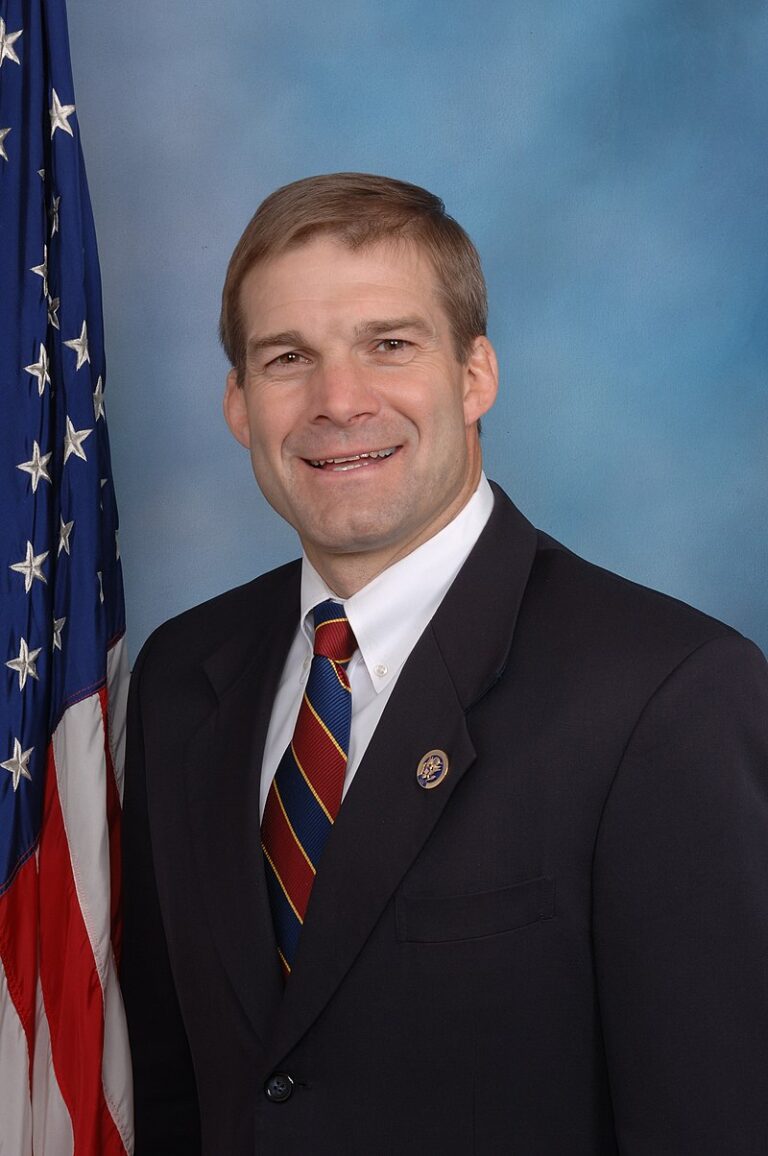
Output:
[219, 172, 487, 383]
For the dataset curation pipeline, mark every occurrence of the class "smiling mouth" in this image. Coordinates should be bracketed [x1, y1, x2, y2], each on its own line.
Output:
[307, 447, 398, 471]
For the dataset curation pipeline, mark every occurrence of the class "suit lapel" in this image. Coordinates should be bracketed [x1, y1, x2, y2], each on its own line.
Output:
[183, 567, 301, 1047]
[264, 487, 538, 1072]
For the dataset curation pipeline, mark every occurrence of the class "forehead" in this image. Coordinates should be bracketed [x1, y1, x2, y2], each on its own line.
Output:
[238, 235, 446, 333]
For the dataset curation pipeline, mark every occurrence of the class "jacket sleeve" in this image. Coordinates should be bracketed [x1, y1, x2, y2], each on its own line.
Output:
[592, 632, 768, 1154]
[120, 641, 202, 1155]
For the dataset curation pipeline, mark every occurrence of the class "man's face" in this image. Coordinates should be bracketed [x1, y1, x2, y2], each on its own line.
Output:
[223, 235, 497, 587]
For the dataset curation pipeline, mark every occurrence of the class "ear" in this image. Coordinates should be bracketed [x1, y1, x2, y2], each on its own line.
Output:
[223, 368, 251, 448]
[462, 336, 498, 427]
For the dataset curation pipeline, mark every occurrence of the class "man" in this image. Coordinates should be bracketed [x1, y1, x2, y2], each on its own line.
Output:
[121, 173, 768, 1154]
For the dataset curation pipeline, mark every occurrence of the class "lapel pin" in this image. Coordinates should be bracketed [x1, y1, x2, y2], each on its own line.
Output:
[416, 749, 449, 790]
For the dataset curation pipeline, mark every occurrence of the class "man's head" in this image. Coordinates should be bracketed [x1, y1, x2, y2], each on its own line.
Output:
[220, 172, 488, 384]
[222, 174, 498, 595]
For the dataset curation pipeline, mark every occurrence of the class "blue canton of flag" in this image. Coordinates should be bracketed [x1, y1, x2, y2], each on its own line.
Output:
[0, 1, 132, 1152]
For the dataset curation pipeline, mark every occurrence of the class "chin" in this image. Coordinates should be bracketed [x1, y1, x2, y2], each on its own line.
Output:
[305, 514, 404, 555]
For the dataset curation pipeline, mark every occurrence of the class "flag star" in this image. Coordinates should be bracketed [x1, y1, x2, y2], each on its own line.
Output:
[24, 342, 51, 395]
[64, 320, 89, 369]
[17, 441, 52, 492]
[58, 516, 74, 555]
[0, 126, 10, 161]
[49, 194, 60, 235]
[38, 167, 45, 179]
[1, 739, 33, 792]
[63, 416, 93, 463]
[6, 638, 42, 691]
[0, 18, 22, 69]
[53, 617, 66, 651]
[115, 530, 120, 560]
[97, 571, 104, 604]
[93, 375, 105, 420]
[10, 542, 49, 592]
[47, 294, 60, 329]
[30, 245, 48, 296]
[50, 88, 76, 137]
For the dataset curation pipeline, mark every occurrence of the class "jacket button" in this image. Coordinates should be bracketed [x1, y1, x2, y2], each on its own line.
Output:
[264, 1072, 294, 1103]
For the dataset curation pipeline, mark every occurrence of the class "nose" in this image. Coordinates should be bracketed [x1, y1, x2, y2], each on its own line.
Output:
[308, 359, 381, 426]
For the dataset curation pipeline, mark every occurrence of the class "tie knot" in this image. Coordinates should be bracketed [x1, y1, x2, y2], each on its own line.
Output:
[312, 600, 356, 663]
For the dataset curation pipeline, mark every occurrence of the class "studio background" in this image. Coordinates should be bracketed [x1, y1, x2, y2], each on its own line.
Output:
[66, 0, 768, 661]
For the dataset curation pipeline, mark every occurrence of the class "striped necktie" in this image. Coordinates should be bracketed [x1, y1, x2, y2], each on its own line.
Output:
[261, 600, 356, 979]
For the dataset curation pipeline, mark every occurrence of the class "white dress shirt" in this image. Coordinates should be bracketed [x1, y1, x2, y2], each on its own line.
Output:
[258, 474, 495, 817]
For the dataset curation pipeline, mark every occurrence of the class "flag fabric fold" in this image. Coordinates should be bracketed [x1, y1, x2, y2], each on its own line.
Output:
[0, 0, 133, 1151]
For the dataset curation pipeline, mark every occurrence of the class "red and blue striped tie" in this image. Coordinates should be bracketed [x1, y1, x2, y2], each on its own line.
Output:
[261, 600, 356, 979]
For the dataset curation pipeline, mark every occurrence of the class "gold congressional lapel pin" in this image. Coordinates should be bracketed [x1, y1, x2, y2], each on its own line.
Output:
[416, 749, 449, 790]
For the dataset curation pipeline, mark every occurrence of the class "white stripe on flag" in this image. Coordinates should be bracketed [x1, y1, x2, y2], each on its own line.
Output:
[0, 956, 33, 1156]
[51, 687, 133, 1153]
[101, 960, 133, 1150]
[107, 637, 129, 802]
[32, 982, 74, 1155]
[53, 697, 114, 981]
[104, 636, 134, 1146]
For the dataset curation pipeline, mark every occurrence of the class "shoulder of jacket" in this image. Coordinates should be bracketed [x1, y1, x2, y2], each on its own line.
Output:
[526, 528, 743, 665]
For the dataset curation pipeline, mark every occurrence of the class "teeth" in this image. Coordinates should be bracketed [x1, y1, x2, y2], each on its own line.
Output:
[310, 447, 396, 467]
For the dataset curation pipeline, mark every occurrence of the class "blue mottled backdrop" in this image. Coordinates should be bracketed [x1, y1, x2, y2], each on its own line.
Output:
[67, 0, 767, 658]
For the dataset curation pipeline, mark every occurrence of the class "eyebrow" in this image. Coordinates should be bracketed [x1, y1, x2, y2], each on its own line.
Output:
[247, 330, 305, 356]
[246, 316, 435, 357]
[352, 316, 434, 340]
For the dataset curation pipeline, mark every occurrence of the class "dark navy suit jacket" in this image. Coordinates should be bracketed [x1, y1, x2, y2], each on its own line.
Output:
[121, 484, 768, 1154]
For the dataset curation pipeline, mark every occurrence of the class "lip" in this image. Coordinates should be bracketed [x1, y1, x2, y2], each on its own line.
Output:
[302, 446, 401, 472]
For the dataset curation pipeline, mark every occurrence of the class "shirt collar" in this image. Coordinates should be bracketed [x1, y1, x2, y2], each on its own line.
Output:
[299, 474, 495, 693]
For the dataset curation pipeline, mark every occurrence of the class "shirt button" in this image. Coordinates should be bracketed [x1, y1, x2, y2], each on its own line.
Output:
[264, 1072, 294, 1103]
[374, 663, 388, 678]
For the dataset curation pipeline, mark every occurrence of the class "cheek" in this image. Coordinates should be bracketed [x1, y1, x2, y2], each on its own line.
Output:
[246, 403, 287, 457]
[250, 387, 307, 446]
[249, 436, 284, 481]
[388, 382, 457, 431]
[422, 390, 471, 441]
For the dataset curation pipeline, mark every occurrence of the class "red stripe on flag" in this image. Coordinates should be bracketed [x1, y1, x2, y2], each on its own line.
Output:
[99, 686, 123, 968]
[38, 739, 127, 1156]
[261, 789, 315, 918]
[0, 855, 38, 1087]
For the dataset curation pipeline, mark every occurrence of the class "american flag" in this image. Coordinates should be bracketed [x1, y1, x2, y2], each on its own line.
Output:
[0, 0, 133, 1152]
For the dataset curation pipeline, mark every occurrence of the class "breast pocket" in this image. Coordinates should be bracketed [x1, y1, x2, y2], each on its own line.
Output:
[395, 876, 555, 943]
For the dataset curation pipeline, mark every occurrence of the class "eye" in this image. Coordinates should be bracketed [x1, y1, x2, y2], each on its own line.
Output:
[267, 351, 308, 368]
[375, 339, 412, 353]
